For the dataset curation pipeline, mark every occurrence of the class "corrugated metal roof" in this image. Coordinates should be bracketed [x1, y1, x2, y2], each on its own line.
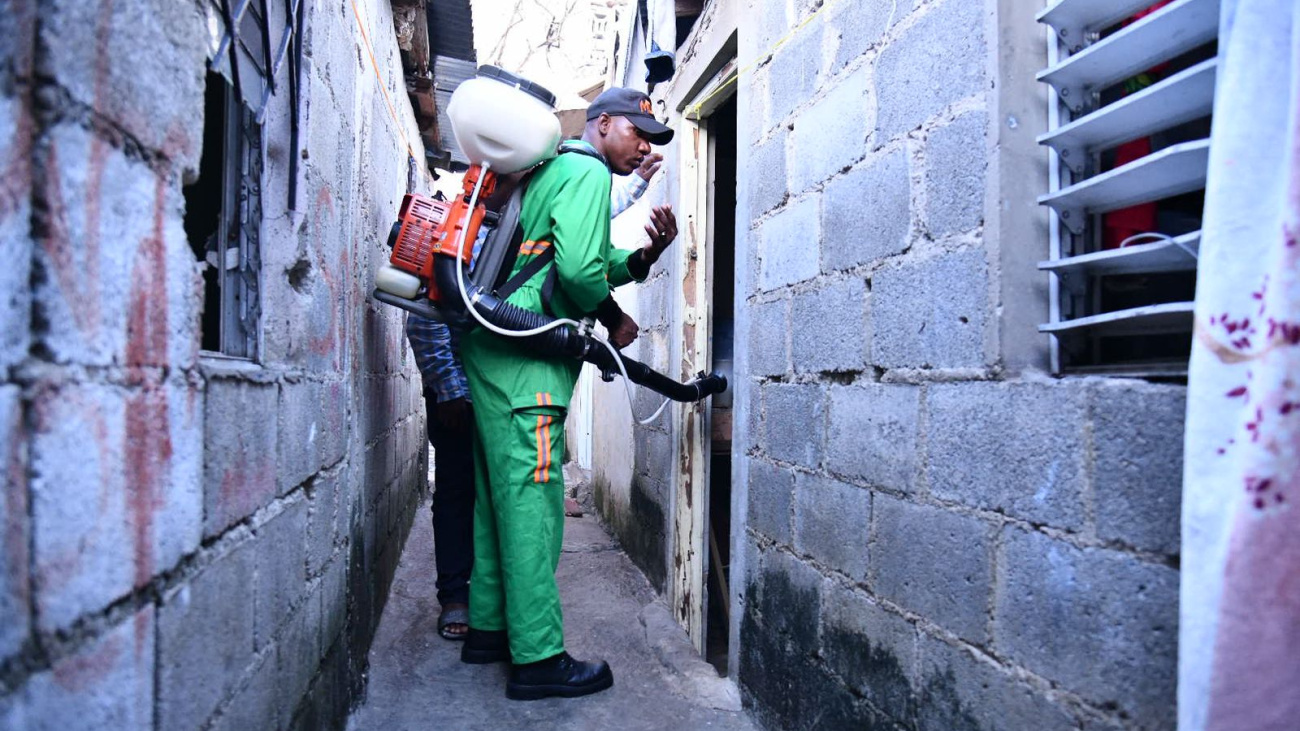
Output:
[427, 0, 477, 62]
[432, 55, 478, 168]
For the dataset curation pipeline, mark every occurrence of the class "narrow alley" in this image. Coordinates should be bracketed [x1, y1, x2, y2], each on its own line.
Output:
[3, 0, 1299, 730]
[347, 466, 753, 730]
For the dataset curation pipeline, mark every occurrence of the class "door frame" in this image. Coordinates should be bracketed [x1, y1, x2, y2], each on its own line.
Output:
[668, 51, 738, 653]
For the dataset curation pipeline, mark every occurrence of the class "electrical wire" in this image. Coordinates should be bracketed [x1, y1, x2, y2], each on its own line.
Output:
[1119, 231, 1199, 260]
[453, 162, 673, 426]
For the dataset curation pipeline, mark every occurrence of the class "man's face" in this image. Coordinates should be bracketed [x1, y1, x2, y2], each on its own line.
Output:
[601, 115, 653, 175]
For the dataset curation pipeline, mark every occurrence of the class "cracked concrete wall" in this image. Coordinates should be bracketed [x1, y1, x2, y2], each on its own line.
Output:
[730, 1, 1184, 730]
[0, 1, 426, 729]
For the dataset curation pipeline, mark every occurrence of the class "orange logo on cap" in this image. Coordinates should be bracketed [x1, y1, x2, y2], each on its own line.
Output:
[639, 98, 653, 114]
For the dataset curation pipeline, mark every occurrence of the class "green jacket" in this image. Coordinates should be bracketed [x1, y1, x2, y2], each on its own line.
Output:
[460, 142, 644, 410]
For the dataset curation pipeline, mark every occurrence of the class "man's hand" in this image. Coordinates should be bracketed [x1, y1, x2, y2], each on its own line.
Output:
[636, 153, 663, 182]
[437, 397, 471, 432]
[608, 312, 640, 349]
[641, 205, 678, 265]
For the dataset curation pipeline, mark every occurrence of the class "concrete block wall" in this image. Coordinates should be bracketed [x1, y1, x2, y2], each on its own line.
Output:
[1, 1, 426, 729]
[731, 1, 1183, 730]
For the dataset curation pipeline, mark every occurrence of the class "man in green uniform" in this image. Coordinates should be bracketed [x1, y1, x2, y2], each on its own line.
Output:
[458, 87, 678, 700]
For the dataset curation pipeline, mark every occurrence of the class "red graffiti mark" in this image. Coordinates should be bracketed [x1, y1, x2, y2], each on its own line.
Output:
[53, 630, 123, 692]
[123, 174, 172, 631]
[217, 452, 275, 530]
[308, 186, 344, 362]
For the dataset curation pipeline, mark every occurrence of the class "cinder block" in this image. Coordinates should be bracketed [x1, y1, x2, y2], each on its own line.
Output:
[924, 111, 988, 237]
[872, 494, 992, 643]
[757, 197, 820, 291]
[741, 0, 788, 68]
[829, 0, 900, 72]
[32, 380, 202, 632]
[871, 249, 988, 368]
[760, 382, 825, 469]
[748, 129, 788, 216]
[745, 67, 769, 144]
[746, 549, 825, 650]
[34, 124, 200, 370]
[211, 648, 279, 731]
[0, 386, 29, 661]
[827, 383, 920, 492]
[927, 381, 1087, 530]
[321, 554, 348, 650]
[1092, 382, 1185, 555]
[917, 634, 1077, 731]
[740, 626, 880, 731]
[875, 0, 986, 140]
[791, 66, 870, 192]
[995, 528, 1177, 729]
[794, 473, 870, 580]
[767, 23, 823, 127]
[0, 93, 31, 373]
[822, 148, 910, 272]
[634, 426, 674, 484]
[41, 0, 207, 170]
[278, 379, 349, 494]
[747, 298, 789, 378]
[22, 606, 155, 730]
[158, 543, 255, 731]
[821, 588, 917, 723]
[254, 498, 309, 649]
[747, 458, 794, 545]
[276, 588, 323, 723]
[791, 277, 867, 373]
[306, 472, 340, 577]
[204, 379, 280, 538]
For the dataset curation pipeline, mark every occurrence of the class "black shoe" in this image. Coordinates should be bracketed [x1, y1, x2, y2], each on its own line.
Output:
[506, 652, 614, 700]
[460, 628, 510, 664]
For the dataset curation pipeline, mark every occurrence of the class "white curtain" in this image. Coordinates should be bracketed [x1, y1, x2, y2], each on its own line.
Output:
[1180, 2, 1300, 730]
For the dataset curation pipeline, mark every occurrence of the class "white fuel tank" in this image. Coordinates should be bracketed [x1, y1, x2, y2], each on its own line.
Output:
[448, 66, 562, 174]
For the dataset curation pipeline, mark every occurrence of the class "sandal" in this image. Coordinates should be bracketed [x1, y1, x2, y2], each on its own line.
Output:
[438, 604, 470, 641]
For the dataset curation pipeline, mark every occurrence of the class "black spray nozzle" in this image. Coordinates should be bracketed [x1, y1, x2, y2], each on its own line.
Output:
[430, 257, 727, 403]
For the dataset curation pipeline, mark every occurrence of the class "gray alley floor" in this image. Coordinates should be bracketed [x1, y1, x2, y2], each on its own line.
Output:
[346, 479, 756, 731]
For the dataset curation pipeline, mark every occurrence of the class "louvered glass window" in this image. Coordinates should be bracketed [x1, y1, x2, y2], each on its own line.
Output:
[1036, 0, 1220, 375]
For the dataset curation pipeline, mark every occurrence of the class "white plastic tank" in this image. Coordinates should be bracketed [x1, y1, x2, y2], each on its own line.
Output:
[374, 264, 422, 299]
[448, 66, 562, 174]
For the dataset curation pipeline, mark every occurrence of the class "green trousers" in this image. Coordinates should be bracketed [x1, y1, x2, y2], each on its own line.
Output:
[464, 359, 570, 664]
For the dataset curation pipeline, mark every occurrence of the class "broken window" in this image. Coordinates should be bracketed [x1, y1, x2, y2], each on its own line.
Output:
[1036, 0, 1217, 376]
[184, 71, 262, 357]
[185, 0, 303, 357]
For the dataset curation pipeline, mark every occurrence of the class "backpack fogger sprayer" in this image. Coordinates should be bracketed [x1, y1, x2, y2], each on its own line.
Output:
[371, 66, 727, 408]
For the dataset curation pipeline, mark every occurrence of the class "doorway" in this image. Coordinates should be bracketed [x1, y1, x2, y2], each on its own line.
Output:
[704, 94, 736, 675]
[669, 60, 738, 676]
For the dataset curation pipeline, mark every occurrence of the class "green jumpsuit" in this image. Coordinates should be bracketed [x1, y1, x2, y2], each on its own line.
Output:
[460, 143, 643, 664]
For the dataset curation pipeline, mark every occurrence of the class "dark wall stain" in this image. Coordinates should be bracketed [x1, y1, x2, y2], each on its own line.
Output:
[740, 596, 894, 731]
[916, 666, 985, 731]
[823, 622, 916, 724]
[620, 476, 667, 591]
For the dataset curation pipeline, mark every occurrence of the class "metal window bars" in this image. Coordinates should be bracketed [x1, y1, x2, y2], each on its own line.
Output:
[211, 0, 305, 209]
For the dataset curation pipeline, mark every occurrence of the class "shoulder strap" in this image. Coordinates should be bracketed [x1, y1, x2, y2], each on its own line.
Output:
[492, 144, 602, 304]
[496, 246, 556, 300]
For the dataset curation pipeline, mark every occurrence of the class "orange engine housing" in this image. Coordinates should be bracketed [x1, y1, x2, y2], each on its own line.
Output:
[389, 165, 497, 302]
